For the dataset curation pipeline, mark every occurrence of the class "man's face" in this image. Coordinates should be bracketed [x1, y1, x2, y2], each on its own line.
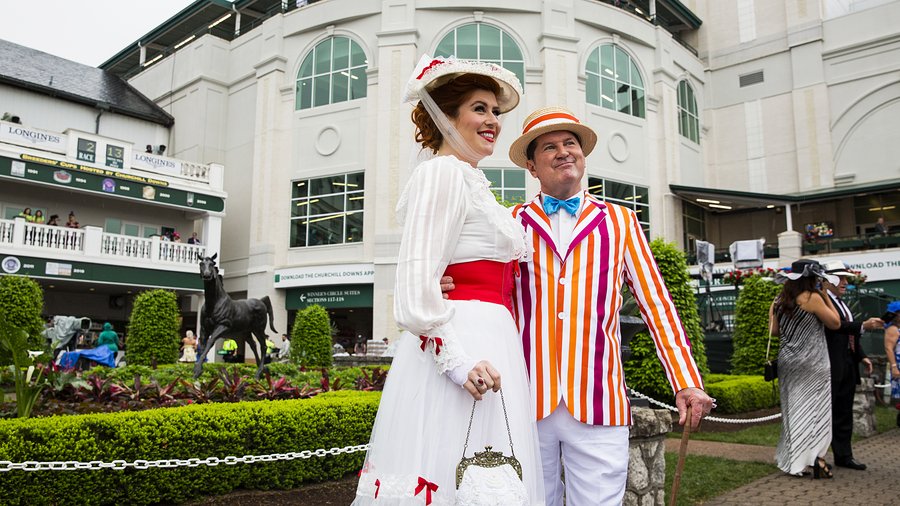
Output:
[825, 276, 848, 296]
[525, 130, 585, 199]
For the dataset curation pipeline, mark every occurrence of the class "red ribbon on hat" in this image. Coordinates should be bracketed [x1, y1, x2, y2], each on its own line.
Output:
[416, 59, 445, 80]
[418, 336, 444, 355]
[415, 476, 439, 505]
[375, 479, 380, 499]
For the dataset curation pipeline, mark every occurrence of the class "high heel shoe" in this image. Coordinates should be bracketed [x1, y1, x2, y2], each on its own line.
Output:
[812, 458, 833, 479]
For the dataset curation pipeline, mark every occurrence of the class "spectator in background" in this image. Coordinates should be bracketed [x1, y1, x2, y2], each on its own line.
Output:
[770, 259, 842, 478]
[64, 212, 79, 229]
[180, 330, 198, 363]
[33, 210, 45, 224]
[18, 207, 33, 222]
[875, 216, 889, 236]
[96, 323, 120, 353]
[188, 232, 201, 245]
[883, 302, 900, 428]
[47, 214, 59, 226]
[172, 232, 182, 243]
[145, 144, 153, 154]
[278, 333, 291, 360]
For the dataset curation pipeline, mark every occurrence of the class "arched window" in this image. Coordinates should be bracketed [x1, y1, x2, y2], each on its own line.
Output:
[296, 36, 367, 110]
[435, 23, 525, 85]
[677, 80, 699, 143]
[586, 45, 645, 118]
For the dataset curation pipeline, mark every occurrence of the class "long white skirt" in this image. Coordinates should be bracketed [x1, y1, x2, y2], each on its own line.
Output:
[353, 300, 545, 505]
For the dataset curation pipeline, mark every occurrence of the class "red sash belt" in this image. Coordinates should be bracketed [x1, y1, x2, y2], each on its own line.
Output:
[443, 260, 516, 317]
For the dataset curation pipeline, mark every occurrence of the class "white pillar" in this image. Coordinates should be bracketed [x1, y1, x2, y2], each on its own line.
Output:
[784, 203, 794, 232]
[11, 217, 25, 245]
[82, 226, 103, 257]
[202, 215, 222, 259]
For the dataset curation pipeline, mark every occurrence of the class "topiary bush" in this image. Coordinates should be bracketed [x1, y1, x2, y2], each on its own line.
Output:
[703, 374, 780, 414]
[624, 238, 709, 403]
[731, 275, 782, 375]
[0, 391, 380, 505]
[291, 305, 333, 368]
[126, 290, 180, 366]
[0, 275, 44, 364]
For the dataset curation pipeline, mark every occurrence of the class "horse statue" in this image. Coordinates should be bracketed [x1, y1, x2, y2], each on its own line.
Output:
[194, 254, 277, 379]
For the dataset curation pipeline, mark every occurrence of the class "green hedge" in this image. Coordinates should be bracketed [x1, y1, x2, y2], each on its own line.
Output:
[292, 305, 333, 368]
[0, 275, 44, 365]
[703, 375, 779, 414]
[126, 290, 180, 366]
[0, 391, 380, 505]
[731, 276, 781, 375]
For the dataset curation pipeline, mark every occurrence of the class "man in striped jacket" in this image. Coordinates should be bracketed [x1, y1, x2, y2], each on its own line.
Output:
[508, 106, 714, 505]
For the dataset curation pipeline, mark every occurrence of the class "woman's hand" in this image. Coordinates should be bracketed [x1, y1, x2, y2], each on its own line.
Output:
[892, 365, 900, 380]
[462, 360, 501, 400]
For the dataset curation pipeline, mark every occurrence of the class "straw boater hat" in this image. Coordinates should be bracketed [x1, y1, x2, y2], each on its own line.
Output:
[509, 106, 598, 168]
[402, 55, 523, 113]
[822, 260, 853, 277]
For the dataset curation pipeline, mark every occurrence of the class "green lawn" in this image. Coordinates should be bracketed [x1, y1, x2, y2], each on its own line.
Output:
[663, 454, 776, 506]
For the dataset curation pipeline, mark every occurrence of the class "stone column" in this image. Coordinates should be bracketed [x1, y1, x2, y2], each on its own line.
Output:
[853, 377, 877, 438]
[625, 407, 672, 505]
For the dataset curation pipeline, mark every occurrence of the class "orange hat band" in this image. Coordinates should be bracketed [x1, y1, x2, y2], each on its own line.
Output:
[522, 112, 581, 134]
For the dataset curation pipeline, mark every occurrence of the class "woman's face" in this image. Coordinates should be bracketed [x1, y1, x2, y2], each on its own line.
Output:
[447, 89, 501, 165]
[23, 208, 31, 214]
[35, 210, 43, 217]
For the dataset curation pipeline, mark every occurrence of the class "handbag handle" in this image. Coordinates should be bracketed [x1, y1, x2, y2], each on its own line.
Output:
[461, 389, 516, 459]
[765, 333, 774, 361]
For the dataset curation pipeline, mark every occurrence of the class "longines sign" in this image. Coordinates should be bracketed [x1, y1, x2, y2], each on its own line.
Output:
[0, 120, 66, 153]
[274, 263, 375, 288]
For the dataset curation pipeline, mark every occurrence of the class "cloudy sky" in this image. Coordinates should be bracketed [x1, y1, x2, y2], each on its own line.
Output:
[2, 0, 198, 66]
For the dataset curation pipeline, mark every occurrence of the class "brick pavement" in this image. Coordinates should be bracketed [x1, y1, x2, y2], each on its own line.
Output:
[689, 428, 900, 505]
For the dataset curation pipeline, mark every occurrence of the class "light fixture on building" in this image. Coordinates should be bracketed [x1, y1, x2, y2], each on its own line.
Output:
[174, 35, 196, 49]
[208, 13, 232, 29]
[709, 204, 733, 210]
[766, 205, 775, 208]
[696, 198, 720, 204]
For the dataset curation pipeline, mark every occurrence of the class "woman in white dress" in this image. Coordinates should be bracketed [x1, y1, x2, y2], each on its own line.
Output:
[353, 56, 544, 505]
[180, 330, 197, 363]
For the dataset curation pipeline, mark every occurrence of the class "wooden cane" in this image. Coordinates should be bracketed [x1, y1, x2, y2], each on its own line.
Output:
[668, 405, 693, 506]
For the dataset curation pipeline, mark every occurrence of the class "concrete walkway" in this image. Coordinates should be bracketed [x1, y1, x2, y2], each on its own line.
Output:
[670, 428, 900, 505]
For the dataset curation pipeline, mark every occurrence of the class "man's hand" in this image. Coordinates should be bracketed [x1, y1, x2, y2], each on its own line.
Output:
[462, 360, 501, 401]
[440, 276, 455, 300]
[861, 357, 873, 376]
[675, 387, 715, 430]
[861, 317, 883, 332]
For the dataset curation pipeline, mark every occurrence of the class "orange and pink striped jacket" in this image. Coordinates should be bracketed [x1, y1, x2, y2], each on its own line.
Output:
[512, 192, 703, 426]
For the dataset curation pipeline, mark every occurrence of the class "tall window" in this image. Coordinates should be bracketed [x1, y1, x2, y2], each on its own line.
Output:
[435, 23, 525, 85]
[296, 36, 367, 110]
[587, 176, 650, 235]
[682, 202, 706, 260]
[483, 168, 527, 205]
[678, 81, 700, 143]
[586, 45, 645, 118]
[290, 172, 364, 247]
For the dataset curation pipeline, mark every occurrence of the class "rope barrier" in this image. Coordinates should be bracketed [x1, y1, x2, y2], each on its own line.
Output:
[628, 388, 783, 424]
[0, 444, 370, 472]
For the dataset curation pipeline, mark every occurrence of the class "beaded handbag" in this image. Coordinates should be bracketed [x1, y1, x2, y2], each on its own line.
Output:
[455, 389, 528, 506]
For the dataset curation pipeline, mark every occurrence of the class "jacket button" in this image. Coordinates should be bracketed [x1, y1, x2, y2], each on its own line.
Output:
[557, 312, 565, 320]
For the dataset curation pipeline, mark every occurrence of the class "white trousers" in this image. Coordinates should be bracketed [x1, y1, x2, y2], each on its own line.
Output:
[537, 403, 629, 506]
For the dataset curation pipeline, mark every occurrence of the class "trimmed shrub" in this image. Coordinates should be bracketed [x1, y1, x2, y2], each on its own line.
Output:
[0, 275, 44, 364]
[126, 290, 180, 366]
[731, 276, 782, 375]
[703, 375, 780, 414]
[0, 391, 380, 505]
[291, 305, 333, 368]
[624, 238, 709, 403]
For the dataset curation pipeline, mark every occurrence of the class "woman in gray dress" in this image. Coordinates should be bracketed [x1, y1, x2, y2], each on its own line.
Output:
[769, 259, 841, 478]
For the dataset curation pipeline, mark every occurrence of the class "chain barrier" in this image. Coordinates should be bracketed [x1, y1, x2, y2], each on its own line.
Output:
[628, 388, 783, 424]
[0, 444, 370, 473]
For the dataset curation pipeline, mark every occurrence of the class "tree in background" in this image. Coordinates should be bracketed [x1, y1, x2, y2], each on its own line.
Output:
[731, 275, 782, 374]
[291, 304, 333, 367]
[0, 275, 44, 365]
[126, 290, 180, 366]
[624, 238, 709, 402]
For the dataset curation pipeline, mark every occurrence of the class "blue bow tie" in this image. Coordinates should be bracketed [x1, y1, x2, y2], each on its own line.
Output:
[543, 195, 581, 216]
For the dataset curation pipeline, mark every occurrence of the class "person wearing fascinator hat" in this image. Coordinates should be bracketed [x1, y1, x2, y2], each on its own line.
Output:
[353, 56, 544, 505]
[820, 261, 881, 471]
[769, 258, 843, 478]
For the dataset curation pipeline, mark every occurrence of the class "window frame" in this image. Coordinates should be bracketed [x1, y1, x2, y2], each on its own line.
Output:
[482, 167, 528, 206]
[585, 44, 646, 119]
[434, 23, 525, 85]
[587, 176, 650, 236]
[677, 80, 700, 144]
[295, 36, 368, 110]
[289, 172, 365, 248]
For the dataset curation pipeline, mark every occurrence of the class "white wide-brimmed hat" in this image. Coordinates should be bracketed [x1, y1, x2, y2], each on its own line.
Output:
[402, 55, 523, 113]
[508, 106, 598, 168]
[775, 258, 838, 285]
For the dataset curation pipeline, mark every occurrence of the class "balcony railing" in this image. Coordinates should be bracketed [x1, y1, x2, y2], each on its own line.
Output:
[1, 218, 205, 271]
[802, 234, 900, 255]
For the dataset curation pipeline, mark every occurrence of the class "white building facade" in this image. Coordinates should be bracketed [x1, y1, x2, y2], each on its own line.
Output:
[105, 0, 900, 346]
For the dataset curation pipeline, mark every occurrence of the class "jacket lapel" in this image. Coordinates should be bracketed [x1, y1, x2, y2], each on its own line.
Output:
[564, 192, 607, 261]
[519, 196, 562, 260]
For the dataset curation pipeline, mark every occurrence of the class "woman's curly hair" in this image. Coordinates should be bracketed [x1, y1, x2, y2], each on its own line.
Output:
[411, 74, 502, 153]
